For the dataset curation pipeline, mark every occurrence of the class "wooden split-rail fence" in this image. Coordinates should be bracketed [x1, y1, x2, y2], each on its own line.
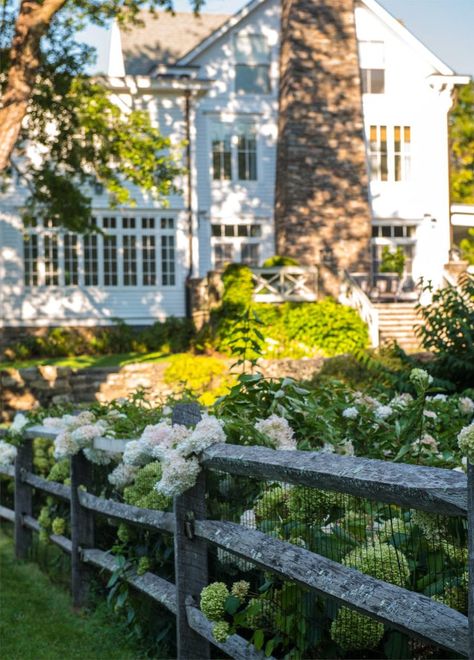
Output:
[0, 403, 473, 659]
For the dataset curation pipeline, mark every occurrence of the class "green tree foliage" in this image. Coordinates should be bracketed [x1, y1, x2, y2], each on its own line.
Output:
[450, 81, 474, 204]
[379, 246, 405, 276]
[460, 228, 474, 265]
[0, 0, 198, 230]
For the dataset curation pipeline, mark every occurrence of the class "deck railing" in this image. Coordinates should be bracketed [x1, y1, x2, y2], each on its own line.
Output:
[0, 403, 472, 659]
[251, 266, 318, 303]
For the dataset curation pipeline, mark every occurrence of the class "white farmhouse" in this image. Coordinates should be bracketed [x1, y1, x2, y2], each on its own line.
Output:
[0, 0, 470, 344]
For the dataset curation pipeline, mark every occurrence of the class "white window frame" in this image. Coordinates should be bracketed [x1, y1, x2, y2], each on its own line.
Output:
[368, 125, 412, 183]
[210, 122, 259, 183]
[234, 33, 271, 96]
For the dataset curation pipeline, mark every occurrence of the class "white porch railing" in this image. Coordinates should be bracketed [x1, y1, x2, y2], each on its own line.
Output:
[251, 266, 318, 303]
[340, 271, 380, 348]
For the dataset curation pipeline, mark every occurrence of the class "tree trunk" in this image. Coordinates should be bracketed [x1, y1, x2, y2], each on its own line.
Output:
[0, 0, 67, 171]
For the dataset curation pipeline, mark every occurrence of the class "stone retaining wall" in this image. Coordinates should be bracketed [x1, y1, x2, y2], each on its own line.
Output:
[0, 357, 325, 421]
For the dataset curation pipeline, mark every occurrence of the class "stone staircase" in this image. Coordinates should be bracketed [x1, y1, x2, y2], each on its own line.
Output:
[374, 302, 422, 352]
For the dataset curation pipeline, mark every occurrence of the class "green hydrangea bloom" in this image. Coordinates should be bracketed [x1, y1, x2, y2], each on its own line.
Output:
[51, 517, 66, 535]
[117, 523, 130, 544]
[411, 510, 450, 544]
[123, 462, 170, 511]
[244, 598, 275, 629]
[254, 487, 289, 521]
[378, 518, 410, 542]
[38, 506, 52, 531]
[432, 586, 467, 613]
[137, 557, 150, 576]
[331, 607, 384, 650]
[458, 422, 474, 463]
[441, 541, 468, 564]
[343, 541, 410, 587]
[231, 580, 250, 600]
[200, 582, 229, 621]
[287, 486, 337, 525]
[213, 620, 230, 643]
[47, 460, 70, 484]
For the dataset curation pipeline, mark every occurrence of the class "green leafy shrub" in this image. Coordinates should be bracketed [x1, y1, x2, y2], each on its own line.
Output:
[139, 317, 193, 353]
[415, 274, 474, 389]
[261, 255, 299, 267]
[380, 246, 405, 276]
[164, 354, 235, 406]
[459, 228, 474, 264]
[221, 264, 254, 310]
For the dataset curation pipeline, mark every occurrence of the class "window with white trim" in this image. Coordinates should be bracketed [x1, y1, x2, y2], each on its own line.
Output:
[211, 220, 263, 270]
[368, 125, 411, 182]
[211, 123, 258, 182]
[241, 243, 260, 266]
[22, 214, 176, 288]
[214, 244, 234, 270]
[235, 34, 271, 94]
[359, 41, 385, 94]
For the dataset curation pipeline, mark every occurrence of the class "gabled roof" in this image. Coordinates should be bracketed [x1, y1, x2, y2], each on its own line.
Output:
[120, 11, 230, 75]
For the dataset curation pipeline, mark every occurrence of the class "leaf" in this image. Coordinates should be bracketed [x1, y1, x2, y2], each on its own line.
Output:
[225, 595, 241, 615]
[253, 629, 265, 651]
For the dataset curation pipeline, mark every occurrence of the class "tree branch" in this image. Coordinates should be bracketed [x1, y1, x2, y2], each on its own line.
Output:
[0, 0, 68, 170]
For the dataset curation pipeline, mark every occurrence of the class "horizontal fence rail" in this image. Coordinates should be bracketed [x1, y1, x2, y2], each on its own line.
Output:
[0, 404, 472, 659]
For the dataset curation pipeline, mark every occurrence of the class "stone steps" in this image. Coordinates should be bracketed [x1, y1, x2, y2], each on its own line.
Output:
[374, 302, 423, 352]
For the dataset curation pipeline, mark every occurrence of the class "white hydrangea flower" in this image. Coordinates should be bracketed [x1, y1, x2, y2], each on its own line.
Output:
[54, 431, 79, 459]
[459, 397, 474, 416]
[458, 422, 474, 463]
[374, 405, 393, 420]
[154, 452, 201, 497]
[409, 368, 433, 389]
[83, 447, 112, 465]
[423, 410, 438, 420]
[108, 463, 139, 489]
[42, 416, 69, 430]
[123, 440, 150, 467]
[391, 393, 414, 408]
[0, 440, 17, 466]
[70, 422, 108, 449]
[10, 413, 29, 435]
[255, 414, 296, 450]
[140, 421, 173, 454]
[353, 391, 380, 409]
[342, 407, 359, 420]
[412, 433, 439, 454]
[162, 406, 173, 417]
[338, 439, 355, 456]
[177, 415, 226, 458]
[431, 394, 447, 402]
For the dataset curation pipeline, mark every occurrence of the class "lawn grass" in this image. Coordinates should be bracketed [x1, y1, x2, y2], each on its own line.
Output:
[0, 351, 170, 371]
[0, 529, 143, 659]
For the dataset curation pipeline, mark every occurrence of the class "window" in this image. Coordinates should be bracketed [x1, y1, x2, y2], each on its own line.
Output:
[212, 126, 232, 180]
[103, 236, 118, 286]
[394, 126, 411, 182]
[235, 34, 271, 94]
[237, 128, 257, 180]
[160, 217, 174, 230]
[64, 234, 79, 285]
[142, 217, 155, 230]
[161, 235, 176, 286]
[122, 217, 136, 230]
[211, 123, 258, 182]
[359, 41, 385, 94]
[241, 243, 259, 266]
[368, 125, 411, 182]
[142, 236, 156, 286]
[84, 235, 99, 285]
[103, 216, 116, 229]
[44, 235, 59, 285]
[23, 234, 39, 286]
[214, 244, 234, 270]
[123, 235, 137, 286]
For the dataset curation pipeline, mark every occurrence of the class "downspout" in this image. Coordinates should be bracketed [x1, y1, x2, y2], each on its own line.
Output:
[184, 88, 193, 319]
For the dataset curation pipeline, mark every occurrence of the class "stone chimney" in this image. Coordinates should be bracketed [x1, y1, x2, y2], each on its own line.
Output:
[275, 0, 372, 295]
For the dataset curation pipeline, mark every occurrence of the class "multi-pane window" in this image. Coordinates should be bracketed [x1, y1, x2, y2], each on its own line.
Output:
[22, 215, 176, 288]
[235, 34, 271, 94]
[44, 235, 59, 285]
[64, 234, 79, 285]
[161, 235, 176, 286]
[237, 128, 257, 180]
[211, 123, 258, 182]
[23, 234, 39, 286]
[368, 125, 411, 182]
[123, 235, 137, 286]
[394, 126, 411, 182]
[359, 41, 385, 94]
[142, 236, 156, 286]
[214, 244, 234, 270]
[103, 236, 118, 286]
[84, 235, 99, 285]
[241, 243, 259, 266]
[211, 223, 262, 237]
[212, 127, 232, 180]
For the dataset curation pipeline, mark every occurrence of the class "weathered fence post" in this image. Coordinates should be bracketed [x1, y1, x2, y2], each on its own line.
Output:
[71, 450, 95, 608]
[14, 437, 33, 560]
[173, 403, 210, 660]
[468, 462, 474, 659]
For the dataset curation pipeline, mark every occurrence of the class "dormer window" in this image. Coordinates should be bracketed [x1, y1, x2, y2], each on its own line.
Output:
[235, 34, 271, 95]
[359, 41, 385, 94]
